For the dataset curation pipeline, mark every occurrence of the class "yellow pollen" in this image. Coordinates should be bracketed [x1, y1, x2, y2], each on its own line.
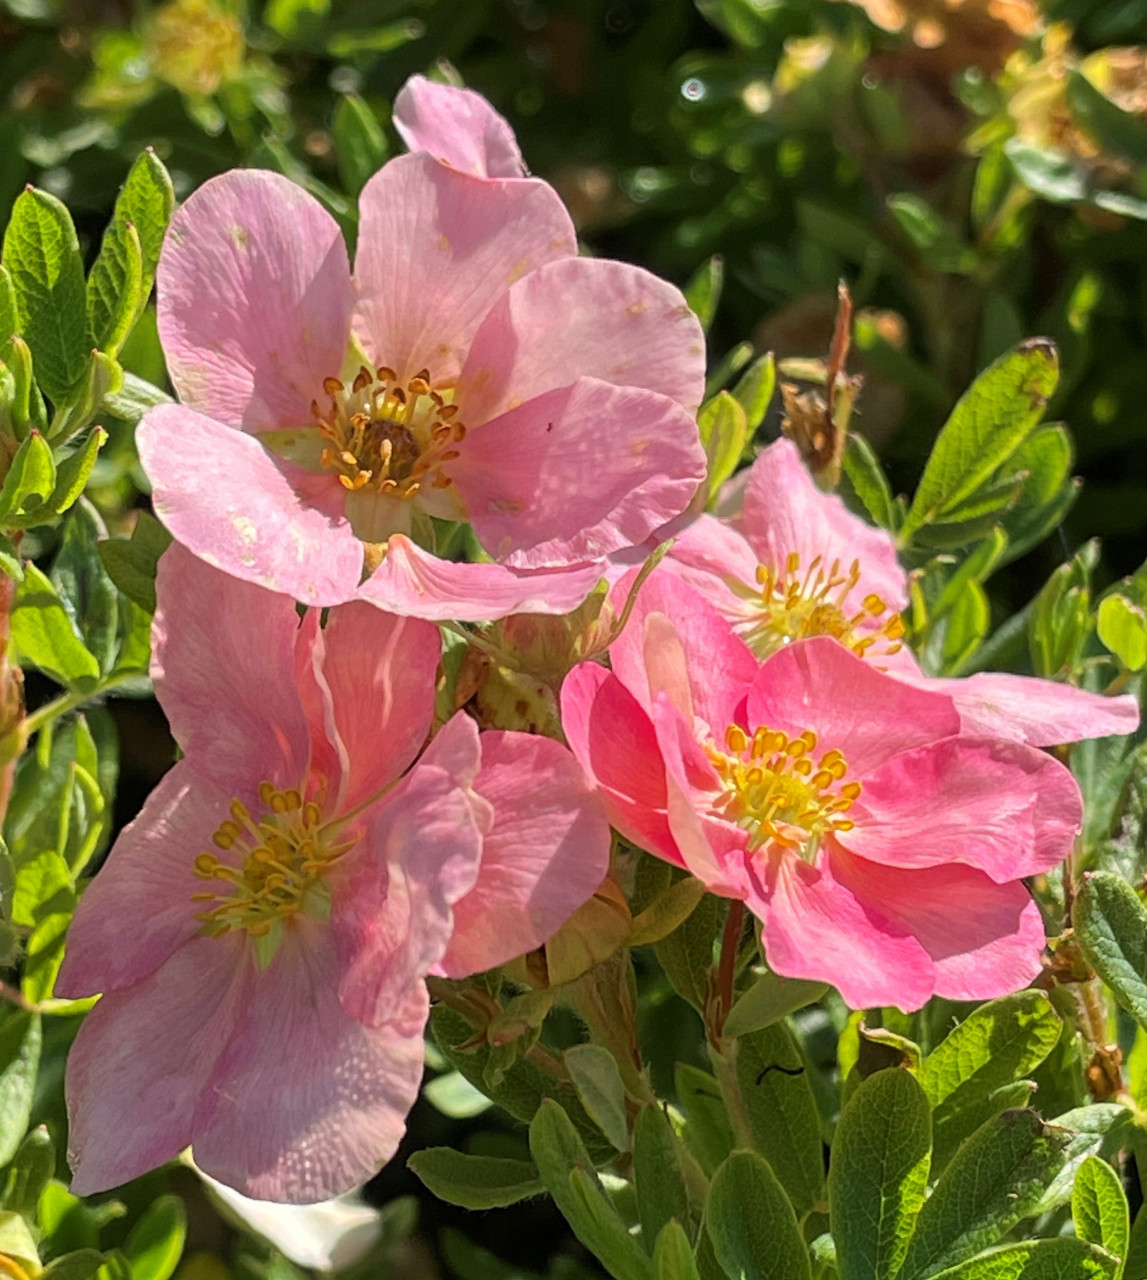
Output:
[706, 723, 861, 860]
[191, 784, 352, 938]
[746, 550, 905, 663]
[313, 364, 466, 498]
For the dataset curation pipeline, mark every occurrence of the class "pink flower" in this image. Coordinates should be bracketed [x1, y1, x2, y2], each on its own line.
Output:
[664, 438, 1138, 746]
[60, 547, 609, 1201]
[394, 74, 526, 179]
[139, 109, 706, 621]
[562, 572, 1084, 1011]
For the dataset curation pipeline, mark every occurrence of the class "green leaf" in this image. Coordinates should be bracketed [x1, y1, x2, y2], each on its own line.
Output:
[698, 392, 747, 504]
[926, 1238, 1119, 1279]
[334, 95, 388, 196]
[1098, 595, 1147, 672]
[407, 1149, 542, 1210]
[23, 899, 73, 1003]
[734, 1022, 825, 1213]
[115, 151, 175, 302]
[997, 424, 1077, 563]
[918, 992, 1062, 1169]
[41, 1251, 106, 1280]
[730, 353, 776, 437]
[887, 193, 976, 272]
[654, 1221, 702, 1280]
[86, 217, 142, 359]
[723, 972, 828, 1040]
[2, 334, 48, 437]
[122, 1194, 186, 1280]
[1076, 873, 1147, 1028]
[828, 1069, 930, 1280]
[0, 430, 56, 527]
[0, 1010, 41, 1166]
[0, 266, 17, 347]
[656, 892, 723, 1012]
[675, 1063, 734, 1178]
[50, 427, 107, 517]
[529, 1100, 654, 1280]
[101, 372, 172, 425]
[564, 1044, 630, 1152]
[2, 187, 89, 403]
[900, 1109, 1074, 1280]
[843, 432, 897, 530]
[1066, 71, 1147, 164]
[12, 848, 72, 927]
[266, 0, 329, 42]
[685, 257, 723, 333]
[11, 563, 100, 688]
[1073, 1156, 1129, 1276]
[901, 340, 1059, 542]
[634, 1105, 694, 1251]
[706, 1151, 810, 1280]
[52, 500, 120, 675]
[2, 1125, 55, 1216]
[97, 512, 172, 616]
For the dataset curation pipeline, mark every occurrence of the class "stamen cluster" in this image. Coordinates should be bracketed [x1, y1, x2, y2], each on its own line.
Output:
[312, 365, 466, 497]
[192, 783, 349, 936]
[749, 551, 905, 660]
[707, 723, 861, 857]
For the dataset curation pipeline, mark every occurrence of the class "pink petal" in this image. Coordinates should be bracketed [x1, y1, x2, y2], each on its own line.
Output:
[312, 602, 440, 814]
[828, 850, 1046, 1002]
[58, 766, 240, 996]
[353, 153, 575, 386]
[66, 935, 246, 1195]
[357, 534, 602, 621]
[754, 845, 935, 1012]
[139, 405, 364, 606]
[915, 671, 1140, 746]
[331, 743, 484, 1028]
[451, 378, 705, 567]
[560, 663, 683, 867]
[158, 169, 352, 431]
[847, 734, 1082, 882]
[438, 731, 612, 977]
[747, 636, 960, 777]
[393, 75, 525, 179]
[193, 925, 427, 1202]
[742, 439, 908, 615]
[458, 257, 706, 425]
[152, 544, 315, 790]
[663, 514, 765, 627]
[607, 570, 757, 733]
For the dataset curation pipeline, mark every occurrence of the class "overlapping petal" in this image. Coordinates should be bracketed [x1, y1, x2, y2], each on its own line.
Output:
[393, 74, 526, 179]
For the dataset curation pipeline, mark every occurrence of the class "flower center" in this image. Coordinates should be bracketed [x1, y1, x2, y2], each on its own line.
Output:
[191, 783, 352, 943]
[312, 364, 466, 498]
[745, 552, 905, 662]
[706, 723, 861, 859]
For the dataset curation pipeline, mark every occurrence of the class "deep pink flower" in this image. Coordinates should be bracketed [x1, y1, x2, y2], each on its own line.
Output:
[664, 438, 1138, 746]
[139, 101, 705, 620]
[563, 572, 1084, 1011]
[60, 548, 609, 1201]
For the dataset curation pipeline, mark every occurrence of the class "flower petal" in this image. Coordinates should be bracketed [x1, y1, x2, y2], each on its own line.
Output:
[663, 513, 765, 626]
[312, 601, 440, 814]
[742, 439, 909, 614]
[560, 663, 683, 866]
[393, 75, 526, 178]
[438, 731, 612, 977]
[66, 935, 246, 1195]
[847, 734, 1082, 881]
[458, 257, 706, 425]
[357, 534, 602, 621]
[828, 850, 1046, 1002]
[747, 636, 960, 777]
[158, 169, 352, 430]
[331, 736, 484, 1027]
[915, 671, 1140, 746]
[353, 153, 575, 386]
[193, 926, 427, 1202]
[450, 378, 705, 567]
[57, 765, 240, 996]
[754, 845, 936, 1012]
[152, 544, 315, 789]
[139, 405, 364, 606]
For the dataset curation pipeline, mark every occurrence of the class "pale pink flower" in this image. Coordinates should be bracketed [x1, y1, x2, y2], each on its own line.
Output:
[664, 438, 1138, 746]
[562, 572, 1084, 1011]
[60, 547, 609, 1201]
[139, 119, 705, 620]
[394, 74, 526, 179]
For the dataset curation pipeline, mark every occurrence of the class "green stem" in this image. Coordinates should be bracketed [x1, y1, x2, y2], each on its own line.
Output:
[20, 672, 138, 740]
